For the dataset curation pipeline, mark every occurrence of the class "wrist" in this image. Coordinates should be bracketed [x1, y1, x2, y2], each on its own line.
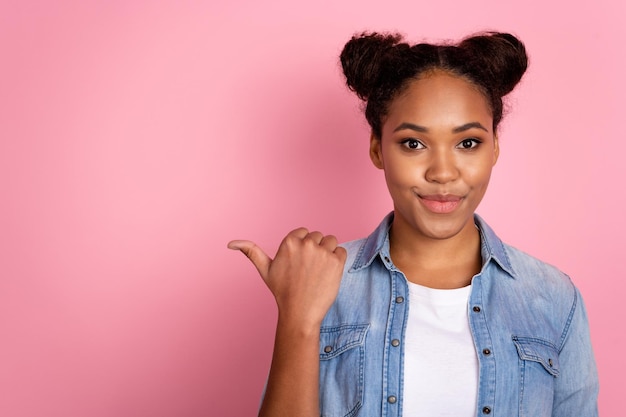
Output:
[276, 313, 322, 339]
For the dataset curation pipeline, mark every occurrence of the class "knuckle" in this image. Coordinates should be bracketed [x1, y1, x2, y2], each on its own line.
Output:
[284, 229, 304, 242]
[292, 227, 308, 235]
[302, 236, 318, 249]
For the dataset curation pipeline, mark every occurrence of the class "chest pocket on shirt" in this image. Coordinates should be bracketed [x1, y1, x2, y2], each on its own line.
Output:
[513, 336, 560, 377]
[319, 324, 369, 417]
[513, 336, 560, 413]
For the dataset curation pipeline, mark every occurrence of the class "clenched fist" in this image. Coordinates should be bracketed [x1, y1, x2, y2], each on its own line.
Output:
[228, 228, 347, 328]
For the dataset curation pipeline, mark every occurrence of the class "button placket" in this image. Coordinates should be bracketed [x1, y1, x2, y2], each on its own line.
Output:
[384, 271, 407, 414]
[468, 278, 495, 417]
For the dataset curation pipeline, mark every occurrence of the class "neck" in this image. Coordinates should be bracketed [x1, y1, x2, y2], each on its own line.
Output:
[388, 216, 482, 289]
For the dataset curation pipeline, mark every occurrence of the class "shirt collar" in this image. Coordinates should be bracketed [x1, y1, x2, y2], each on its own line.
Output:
[350, 211, 517, 279]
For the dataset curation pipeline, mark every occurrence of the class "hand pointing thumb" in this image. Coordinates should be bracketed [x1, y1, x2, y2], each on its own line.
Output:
[227, 240, 272, 281]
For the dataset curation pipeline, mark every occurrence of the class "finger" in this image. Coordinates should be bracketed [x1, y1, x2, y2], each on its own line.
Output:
[333, 245, 348, 262]
[304, 231, 324, 244]
[277, 227, 309, 253]
[287, 227, 309, 239]
[319, 234, 338, 250]
[227, 240, 272, 280]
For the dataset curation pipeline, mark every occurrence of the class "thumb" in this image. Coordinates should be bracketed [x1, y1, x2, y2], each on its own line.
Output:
[227, 240, 271, 280]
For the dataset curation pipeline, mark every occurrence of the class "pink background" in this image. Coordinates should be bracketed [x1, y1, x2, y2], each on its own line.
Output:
[1, 1, 623, 416]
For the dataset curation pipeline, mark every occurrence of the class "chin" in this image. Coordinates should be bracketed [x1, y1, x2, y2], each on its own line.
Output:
[419, 221, 468, 240]
[410, 210, 476, 240]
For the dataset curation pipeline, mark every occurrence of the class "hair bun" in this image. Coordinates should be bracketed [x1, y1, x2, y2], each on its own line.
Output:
[459, 32, 528, 97]
[340, 32, 405, 100]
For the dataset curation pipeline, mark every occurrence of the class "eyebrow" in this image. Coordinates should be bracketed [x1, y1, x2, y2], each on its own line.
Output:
[393, 122, 489, 133]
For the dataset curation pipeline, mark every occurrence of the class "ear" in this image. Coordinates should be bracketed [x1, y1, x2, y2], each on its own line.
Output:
[369, 134, 384, 169]
[492, 135, 500, 166]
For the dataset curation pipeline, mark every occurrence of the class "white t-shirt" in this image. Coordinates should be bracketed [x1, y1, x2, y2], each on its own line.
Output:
[402, 282, 478, 417]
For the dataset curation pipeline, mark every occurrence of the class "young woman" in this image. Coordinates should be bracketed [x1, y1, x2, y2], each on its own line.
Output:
[229, 31, 599, 417]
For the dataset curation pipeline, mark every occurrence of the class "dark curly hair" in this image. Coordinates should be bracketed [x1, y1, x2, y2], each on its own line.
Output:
[340, 31, 528, 138]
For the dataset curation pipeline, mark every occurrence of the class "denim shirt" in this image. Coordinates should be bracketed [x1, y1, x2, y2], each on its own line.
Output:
[318, 213, 598, 417]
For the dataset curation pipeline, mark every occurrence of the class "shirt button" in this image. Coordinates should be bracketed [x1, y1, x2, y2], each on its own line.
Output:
[387, 395, 397, 404]
[482, 348, 491, 355]
[323, 346, 333, 353]
[473, 306, 481, 312]
[395, 296, 404, 303]
[549, 358, 553, 367]
[384, 256, 391, 263]
[482, 406, 491, 414]
[391, 339, 400, 347]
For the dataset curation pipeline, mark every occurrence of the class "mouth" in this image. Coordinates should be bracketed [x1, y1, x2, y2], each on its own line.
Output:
[417, 193, 463, 214]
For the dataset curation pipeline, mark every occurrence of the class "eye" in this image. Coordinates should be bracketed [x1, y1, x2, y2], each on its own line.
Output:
[457, 138, 481, 149]
[401, 138, 425, 150]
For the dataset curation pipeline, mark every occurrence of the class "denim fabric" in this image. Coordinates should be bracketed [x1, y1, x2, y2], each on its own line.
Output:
[319, 212, 598, 417]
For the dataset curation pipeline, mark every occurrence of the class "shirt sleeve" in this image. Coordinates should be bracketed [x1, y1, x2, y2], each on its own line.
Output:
[552, 287, 599, 417]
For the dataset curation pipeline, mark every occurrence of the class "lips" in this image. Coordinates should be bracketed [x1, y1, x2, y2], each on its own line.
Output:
[418, 194, 463, 214]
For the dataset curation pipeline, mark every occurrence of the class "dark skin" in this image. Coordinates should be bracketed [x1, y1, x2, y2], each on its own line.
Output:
[371, 71, 498, 288]
[228, 229, 345, 417]
[228, 71, 498, 416]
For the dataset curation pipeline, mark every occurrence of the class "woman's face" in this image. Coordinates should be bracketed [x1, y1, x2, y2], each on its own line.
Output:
[370, 71, 498, 241]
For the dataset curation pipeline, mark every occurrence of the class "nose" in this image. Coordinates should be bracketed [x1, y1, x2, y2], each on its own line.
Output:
[425, 150, 459, 184]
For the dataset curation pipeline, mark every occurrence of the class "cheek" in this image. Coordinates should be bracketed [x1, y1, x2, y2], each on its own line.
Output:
[466, 161, 494, 188]
[383, 159, 423, 188]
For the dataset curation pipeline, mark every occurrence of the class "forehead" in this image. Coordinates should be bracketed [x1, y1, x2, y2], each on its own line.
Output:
[385, 72, 493, 131]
